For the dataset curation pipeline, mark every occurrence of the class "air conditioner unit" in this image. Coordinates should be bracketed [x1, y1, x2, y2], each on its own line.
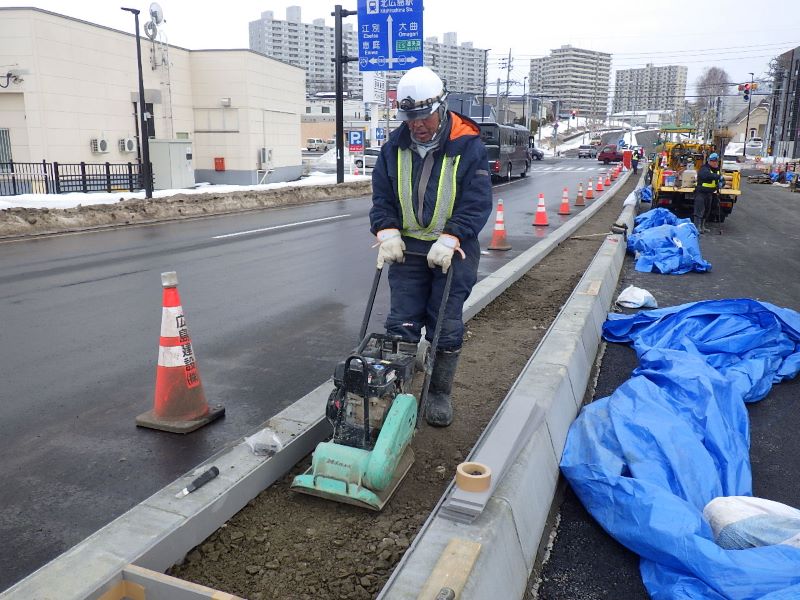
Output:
[119, 137, 136, 153]
[90, 138, 110, 153]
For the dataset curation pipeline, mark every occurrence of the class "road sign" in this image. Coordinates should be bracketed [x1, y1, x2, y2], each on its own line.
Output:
[376, 127, 386, 140]
[357, 0, 423, 71]
[348, 130, 364, 152]
[362, 71, 386, 104]
[618, 139, 627, 147]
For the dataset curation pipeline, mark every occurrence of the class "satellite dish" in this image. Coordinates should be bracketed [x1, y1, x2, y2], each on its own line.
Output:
[144, 20, 158, 40]
[149, 2, 164, 24]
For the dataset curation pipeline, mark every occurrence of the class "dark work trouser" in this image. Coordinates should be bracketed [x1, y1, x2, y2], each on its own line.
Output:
[694, 190, 713, 220]
[385, 236, 480, 351]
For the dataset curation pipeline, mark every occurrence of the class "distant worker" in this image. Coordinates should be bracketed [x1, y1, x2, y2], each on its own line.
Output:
[369, 66, 492, 427]
[694, 152, 725, 233]
[632, 147, 641, 174]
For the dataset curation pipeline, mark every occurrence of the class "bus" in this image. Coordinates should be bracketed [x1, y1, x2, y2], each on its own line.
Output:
[478, 122, 530, 181]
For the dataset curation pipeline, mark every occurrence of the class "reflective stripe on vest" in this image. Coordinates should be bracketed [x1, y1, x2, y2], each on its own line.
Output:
[397, 148, 461, 241]
[701, 168, 720, 189]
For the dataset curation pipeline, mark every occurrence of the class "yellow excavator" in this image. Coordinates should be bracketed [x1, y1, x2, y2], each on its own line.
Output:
[647, 126, 742, 222]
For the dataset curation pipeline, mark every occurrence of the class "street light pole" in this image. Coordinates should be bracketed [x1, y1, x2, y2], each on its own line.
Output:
[332, 5, 358, 184]
[522, 76, 527, 129]
[742, 72, 754, 159]
[481, 49, 490, 122]
[122, 7, 152, 199]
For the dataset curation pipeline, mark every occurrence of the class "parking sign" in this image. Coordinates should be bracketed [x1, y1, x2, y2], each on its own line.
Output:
[348, 130, 364, 152]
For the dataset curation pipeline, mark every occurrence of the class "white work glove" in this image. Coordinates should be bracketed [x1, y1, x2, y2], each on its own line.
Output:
[375, 228, 405, 269]
[426, 234, 465, 273]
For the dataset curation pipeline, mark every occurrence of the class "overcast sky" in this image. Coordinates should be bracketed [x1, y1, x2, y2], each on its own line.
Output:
[4, 1, 796, 95]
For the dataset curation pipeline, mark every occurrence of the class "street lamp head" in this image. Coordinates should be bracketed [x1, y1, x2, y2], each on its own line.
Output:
[121, 7, 141, 15]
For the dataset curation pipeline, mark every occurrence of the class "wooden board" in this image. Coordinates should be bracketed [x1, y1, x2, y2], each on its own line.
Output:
[417, 538, 482, 599]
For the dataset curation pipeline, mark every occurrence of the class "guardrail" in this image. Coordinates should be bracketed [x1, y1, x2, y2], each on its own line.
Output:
[0, 161, 145, 196]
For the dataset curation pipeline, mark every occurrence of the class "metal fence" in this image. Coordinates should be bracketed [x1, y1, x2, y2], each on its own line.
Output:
[0, 161, 145, 196]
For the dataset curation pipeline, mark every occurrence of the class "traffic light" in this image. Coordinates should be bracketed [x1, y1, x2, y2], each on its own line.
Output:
[743, 83, 751, 102]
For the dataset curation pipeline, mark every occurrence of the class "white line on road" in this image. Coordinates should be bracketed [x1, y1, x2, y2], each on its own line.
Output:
[212, 214, 351, 239]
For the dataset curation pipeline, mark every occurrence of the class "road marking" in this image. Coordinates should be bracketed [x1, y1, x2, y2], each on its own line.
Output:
[212, 214, 351, 239]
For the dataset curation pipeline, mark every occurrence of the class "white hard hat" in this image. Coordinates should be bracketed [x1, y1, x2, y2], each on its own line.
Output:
[396, 66, 448, 121]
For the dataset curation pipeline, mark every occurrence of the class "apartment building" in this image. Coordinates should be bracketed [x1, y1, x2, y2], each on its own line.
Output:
[249, 7, 361, 97]
[768, 46, 800, 158]
[529, 45, 612, 119]
[612, 64, 687, 115]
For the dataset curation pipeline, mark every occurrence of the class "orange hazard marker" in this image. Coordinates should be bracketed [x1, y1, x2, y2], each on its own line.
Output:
[596, 174, 604, 192]
[558, 187, 571, 215]
[586, 178, 595, 200]
[136, 271, 225, 434]
[605, 171, 612, 186]
[575, 182, 585, 206]
[533, 193, 549, 226]
[488, 198, 512, 250]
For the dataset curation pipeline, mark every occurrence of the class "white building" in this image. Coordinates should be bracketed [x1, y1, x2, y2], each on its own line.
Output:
[249, 7, 361, 98]
[0, 8, 306, 187]
[530, 45, 612, 119]
[613, 64, 687, 115]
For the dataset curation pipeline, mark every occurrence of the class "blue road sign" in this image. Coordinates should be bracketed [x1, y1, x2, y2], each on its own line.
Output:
[618, 138, 627, 147]
[349, 130, 364, 150]
[376, 127, 386, 140]
[357, 0, 423, 71]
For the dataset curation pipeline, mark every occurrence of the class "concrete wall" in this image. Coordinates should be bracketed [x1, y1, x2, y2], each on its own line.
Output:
[0, 8, 305, 185]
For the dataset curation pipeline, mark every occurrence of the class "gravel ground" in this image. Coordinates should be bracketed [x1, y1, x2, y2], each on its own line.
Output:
[167, 176, 637, 599]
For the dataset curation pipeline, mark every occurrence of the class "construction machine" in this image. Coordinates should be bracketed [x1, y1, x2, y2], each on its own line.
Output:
[647, 126, 742, 222]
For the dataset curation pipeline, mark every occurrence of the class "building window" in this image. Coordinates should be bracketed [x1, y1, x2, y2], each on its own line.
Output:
[321, 106, 330, 114]
[306, 106, 311, 113]
[193, 107, 240, 133]
[176, 132, 190, 139]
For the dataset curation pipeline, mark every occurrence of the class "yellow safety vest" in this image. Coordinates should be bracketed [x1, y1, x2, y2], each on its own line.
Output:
[397, 148, 461, 241]
[701, 167, 721, 190]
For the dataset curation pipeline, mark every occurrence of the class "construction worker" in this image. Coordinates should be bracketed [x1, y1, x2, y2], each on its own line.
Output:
[370, 66, 492, 427]
[631, 147, 641, 174]
[694, 152, 725, 233]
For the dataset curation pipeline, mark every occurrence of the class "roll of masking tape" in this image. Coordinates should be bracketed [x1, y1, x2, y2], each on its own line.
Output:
[455, 462, 492, 492]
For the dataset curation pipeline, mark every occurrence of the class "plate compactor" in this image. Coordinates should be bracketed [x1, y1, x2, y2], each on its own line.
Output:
[291, 254, 453, 510]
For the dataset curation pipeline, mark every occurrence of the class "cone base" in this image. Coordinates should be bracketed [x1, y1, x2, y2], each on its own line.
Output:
[488, 243, 512, 251]
[136, 403, 225, 434]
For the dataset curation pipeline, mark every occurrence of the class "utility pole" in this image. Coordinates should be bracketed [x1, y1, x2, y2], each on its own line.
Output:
[331, 5, 357, 184]
[122, 7, 152, 199]
[481, 48, 490, 122]
[522, 76, 528, 129]
[742, 72, 754, 159]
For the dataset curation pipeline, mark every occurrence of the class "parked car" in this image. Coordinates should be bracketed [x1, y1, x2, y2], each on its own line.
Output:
[354, 147, 381, 169]
[306, 138, 330, 152]
[529, 146, 544, 160]
[577, 144, 597, 158]
[597, 144, 623, 164]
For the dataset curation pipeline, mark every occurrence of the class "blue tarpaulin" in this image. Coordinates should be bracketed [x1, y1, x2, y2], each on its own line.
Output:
[628, 207, 711, 274]
[560, 299, 800, 599]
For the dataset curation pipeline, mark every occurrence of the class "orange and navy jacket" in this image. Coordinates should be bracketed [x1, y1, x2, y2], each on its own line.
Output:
[369, 111, 492, 244]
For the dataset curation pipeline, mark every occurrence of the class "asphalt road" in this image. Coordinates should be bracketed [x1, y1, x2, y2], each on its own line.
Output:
[0, 156, 626, 591]
[536, 175, 800, 598]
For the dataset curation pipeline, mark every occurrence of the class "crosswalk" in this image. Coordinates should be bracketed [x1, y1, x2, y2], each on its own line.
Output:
[529, 165, 609, 171]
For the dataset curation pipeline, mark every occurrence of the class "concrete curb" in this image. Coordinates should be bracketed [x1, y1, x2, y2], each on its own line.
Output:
[378, 180, 638, 599]
[2, 170, 632, 600]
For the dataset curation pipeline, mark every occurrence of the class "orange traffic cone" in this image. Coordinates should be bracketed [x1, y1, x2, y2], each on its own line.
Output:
[610, 167, 618, 181]
[533, 193, 549, 226]
[596, 174, 604, 192]
[586, 179, 595, 200]
[558, 187, 571, 215]
[605, 171, 612, 186]
[488, 198, 512, 250]
[136, 271, 225, 433]
[354, 163, 360, 176]
[575, 182, 585, 206]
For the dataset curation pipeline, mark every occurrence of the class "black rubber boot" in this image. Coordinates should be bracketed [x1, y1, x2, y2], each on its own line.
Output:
[693, 217, 704, 234]
[425, 349, 460, 427]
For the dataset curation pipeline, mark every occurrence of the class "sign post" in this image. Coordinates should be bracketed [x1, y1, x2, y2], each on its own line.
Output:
[357, 0, 423, 72]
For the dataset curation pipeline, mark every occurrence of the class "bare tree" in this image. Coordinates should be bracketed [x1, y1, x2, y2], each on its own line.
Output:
[695, 66, 730, 97]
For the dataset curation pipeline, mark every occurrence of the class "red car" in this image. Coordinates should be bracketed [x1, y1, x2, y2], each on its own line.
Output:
[597, 144, 623, 164]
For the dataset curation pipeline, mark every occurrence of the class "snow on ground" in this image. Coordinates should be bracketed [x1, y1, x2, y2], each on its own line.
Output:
[0, 172, 370, 210]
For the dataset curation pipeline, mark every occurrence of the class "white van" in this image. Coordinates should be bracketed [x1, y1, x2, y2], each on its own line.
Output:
[306, 138, 330, 152]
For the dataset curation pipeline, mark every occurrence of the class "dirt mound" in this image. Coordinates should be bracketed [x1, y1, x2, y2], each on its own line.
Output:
[0, 181, 372, 238]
